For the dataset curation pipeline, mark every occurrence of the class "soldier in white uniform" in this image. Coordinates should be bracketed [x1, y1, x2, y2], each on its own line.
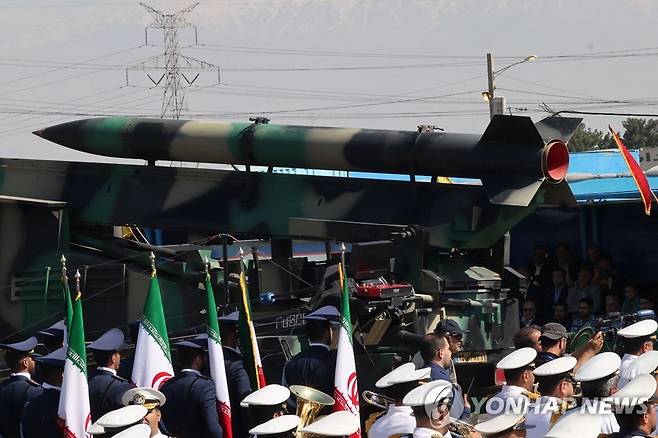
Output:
[367, 363, 430, 438]
[617, 319, 657, 389]
[606, 373, 657, 438]
[562, 351, 621, 434]
[90, 405, 149, 436]
[485, 348, 537, 417]
[122, 387, 169, 438]
[403, 379, 454, 438]
[525, 356, 577, 438]
[544, 411, 601, 438]
[474, 413, 534, 438]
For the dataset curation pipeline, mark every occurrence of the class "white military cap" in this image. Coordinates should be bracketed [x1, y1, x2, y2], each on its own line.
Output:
[112, 424, 151, 438]
[623, 350, 658, 382]
[122, 387, 167, 409]
[474, 413, 531, 436]
[375, 363, 430, 388]
[606, 373, 657, 407]
[249, 414, 301, 436]
[96, 405, 148, 429]
[534, 356, 577, 377]
[618, 319, 658, 338]
[544, 412, 601, 438]
[304, 306, 339, 321]
[298, 411, 360, 436]
[496, 347, 537, 370]
[574, 352, 621, 382]
[402, 380, 452, 407]
[241, 384, 290, 407]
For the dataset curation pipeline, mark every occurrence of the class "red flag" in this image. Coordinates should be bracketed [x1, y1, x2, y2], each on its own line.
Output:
[609, 126, 658, 215]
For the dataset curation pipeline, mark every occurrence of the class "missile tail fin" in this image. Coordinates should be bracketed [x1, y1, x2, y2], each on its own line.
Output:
[534, 116, 583, 144]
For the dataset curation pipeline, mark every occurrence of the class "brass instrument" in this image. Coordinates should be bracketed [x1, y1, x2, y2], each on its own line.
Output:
[362, 390, 396, 410]
[448, 417, 476, 438]
[290, 385, 335, 438]
[522, 389, 541, 401]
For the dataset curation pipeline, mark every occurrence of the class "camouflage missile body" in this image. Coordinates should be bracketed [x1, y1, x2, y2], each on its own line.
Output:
[34, 115, 580, 206]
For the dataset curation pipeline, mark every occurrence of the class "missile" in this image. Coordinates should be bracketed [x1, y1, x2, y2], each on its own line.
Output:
[33, 114, 581, 207]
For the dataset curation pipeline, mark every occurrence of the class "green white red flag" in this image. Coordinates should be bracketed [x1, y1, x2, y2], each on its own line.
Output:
[57, 271, 91, 438]
[333, 261, 360, 437]
[238, 257, 266, 390]
[610, 126, 658, 215]
[131, 265, 174, 389]
[205, 271, 233, 438]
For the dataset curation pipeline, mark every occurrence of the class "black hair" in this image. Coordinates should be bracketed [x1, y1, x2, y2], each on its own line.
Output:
[537, 374, 564, 395]
[92, 350, 114, 368]
[503, 367, 528, 384]
[4, 350, 29, 371]
[615, 411, 644, 431]
[304, 320, 331, 343]
[540, 336, 561, 350]
[623, 336, 653, 355]
[177, 347, 204, 369]
[420, 333, 448, 363]
[552, 267, 567, 276]
[579, 297, 594, 308]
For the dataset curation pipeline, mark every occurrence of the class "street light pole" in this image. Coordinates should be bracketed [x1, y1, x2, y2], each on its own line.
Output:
[486, 53, 495, 120]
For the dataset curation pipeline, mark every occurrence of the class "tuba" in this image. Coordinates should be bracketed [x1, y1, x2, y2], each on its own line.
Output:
[290, 385, 335, 438]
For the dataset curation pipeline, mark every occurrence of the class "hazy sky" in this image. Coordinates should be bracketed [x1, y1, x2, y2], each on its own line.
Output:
[1, 0, 657, 163]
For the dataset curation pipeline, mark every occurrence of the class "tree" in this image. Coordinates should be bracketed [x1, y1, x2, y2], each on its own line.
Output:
[619, 118, 658, 149]
[567, 123, 606, 152]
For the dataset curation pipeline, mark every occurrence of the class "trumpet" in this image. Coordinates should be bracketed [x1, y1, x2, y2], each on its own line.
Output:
[522, 390, 541, 401]
[290, 385, 335, 438]
[449, 417, 477, 438]
[362, 390, 396, 410]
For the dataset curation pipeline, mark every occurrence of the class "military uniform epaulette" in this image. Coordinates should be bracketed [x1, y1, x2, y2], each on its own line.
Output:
[111, 374, 128, 383]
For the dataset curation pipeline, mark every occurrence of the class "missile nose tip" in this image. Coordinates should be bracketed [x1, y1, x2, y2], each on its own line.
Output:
[32, 129, 44, 138]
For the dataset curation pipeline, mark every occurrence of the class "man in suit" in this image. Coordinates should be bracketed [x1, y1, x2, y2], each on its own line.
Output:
[219, 310, 252, 438]
[88, 328, 134, 421]
[281, 306, 337, 398]
[540, 268, 570, 321]
[20, 347, 66, 438]
[0, 337, 43, 438]
[160, 337, 223, 438]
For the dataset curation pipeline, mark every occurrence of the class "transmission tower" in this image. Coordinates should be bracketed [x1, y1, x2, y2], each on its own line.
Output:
[128, 2, 220, 119]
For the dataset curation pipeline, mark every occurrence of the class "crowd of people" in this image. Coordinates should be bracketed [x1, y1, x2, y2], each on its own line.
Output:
[519, 242, 655, 333]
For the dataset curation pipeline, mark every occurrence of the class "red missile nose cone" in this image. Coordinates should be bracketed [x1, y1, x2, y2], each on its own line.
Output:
[33, 129, 44, 138]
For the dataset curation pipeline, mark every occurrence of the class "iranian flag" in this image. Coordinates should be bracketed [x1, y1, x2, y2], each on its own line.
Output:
[333, 261, 360, 437]
[238, 259, 266, 390]
[57, 272, 91, 438]
[205, 272, 233, 438]
[132, 269, 174, 389]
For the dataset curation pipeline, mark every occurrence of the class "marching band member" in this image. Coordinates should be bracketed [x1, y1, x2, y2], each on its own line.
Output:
[561, 351, 621, 434]
[485, 348, 537, 417]
[617, 319, 658, 389]
[367, 363, 430, 438]
[525, 356, 577, 438]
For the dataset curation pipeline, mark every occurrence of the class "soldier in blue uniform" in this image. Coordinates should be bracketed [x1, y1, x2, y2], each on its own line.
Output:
[159, 337, 223, 438]
[20, 347, 66, 438]
[88, 328, 134, 421]
[282, 306, 338, 401]
[35, 320, 65, 354]
[219, 311, 252, 438]
[0, 337, 43, 438]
